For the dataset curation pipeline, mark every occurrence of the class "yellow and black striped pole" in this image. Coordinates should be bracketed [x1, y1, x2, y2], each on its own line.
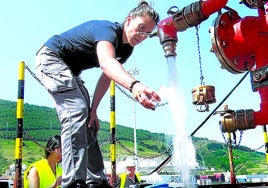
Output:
[262, 125, 268, 164]
[14, 61, 25, 188]
[110, 80, 116, 187]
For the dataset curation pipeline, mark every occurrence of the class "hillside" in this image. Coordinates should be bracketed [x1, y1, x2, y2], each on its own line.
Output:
[0, 99, 267, 176]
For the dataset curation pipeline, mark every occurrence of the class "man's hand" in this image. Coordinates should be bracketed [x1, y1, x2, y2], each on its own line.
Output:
[131, 82, 161, 110]
[88, 109, 100, 132]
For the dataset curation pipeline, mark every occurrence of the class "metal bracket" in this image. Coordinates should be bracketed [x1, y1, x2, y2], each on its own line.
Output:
[250, 65, 268, 91]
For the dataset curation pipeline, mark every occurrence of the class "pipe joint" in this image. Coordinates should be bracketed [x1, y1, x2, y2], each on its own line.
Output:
[219, 109, 255, 133]
[252, 65, 268, 82]
[157, 26, 178, 57]
[240, 0, 268, 9]
[251, 65, 268, 91]
[161, 40, 177, 57]
[173, 1, 208, 32]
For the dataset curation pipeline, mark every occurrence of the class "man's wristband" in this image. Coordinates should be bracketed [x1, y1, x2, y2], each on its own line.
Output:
[129, 80, 140, 93]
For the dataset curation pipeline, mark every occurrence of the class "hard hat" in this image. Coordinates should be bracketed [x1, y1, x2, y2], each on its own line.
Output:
[125, 158, 136, 167]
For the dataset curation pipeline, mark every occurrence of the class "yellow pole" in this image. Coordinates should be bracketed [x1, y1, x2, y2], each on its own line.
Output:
[14, 61, 25, 188]
[262, 125, 268, 164]
[110, 80, 116, 187]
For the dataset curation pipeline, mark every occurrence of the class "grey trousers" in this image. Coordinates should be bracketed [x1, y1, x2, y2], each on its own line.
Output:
[35, 46, 107, 187]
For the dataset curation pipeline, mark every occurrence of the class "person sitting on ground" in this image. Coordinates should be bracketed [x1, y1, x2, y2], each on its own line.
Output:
[117, 158, 142, 188]
[24, 135, 62, 188]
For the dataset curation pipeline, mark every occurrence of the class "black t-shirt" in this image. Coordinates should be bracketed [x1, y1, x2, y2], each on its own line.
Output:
[44, 20, 134, 76]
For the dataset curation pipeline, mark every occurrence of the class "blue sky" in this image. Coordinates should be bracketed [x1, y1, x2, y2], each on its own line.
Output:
[0, 0, 265, 152]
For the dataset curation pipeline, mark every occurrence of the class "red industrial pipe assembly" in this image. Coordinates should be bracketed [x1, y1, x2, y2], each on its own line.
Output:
[210, 6, 268, 132]
[157, 0, 268, 133]
[157, 0, 227, 57]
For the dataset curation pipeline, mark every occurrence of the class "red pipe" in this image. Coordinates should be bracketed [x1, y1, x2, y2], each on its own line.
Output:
[158, 0, 228, 38]
[252, 15, 268, 126]
[212, 13, 268, 127]
[258, 9, 266, 16]
[254, 87, 268, 126]
[157, 17, 178, 38]
[251, 16, 268, 126]
[254, 15, 268, 69]
[201, 0, 228, 17]
[258, 6, 266, 17]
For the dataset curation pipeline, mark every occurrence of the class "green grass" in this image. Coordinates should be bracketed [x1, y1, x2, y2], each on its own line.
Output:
[1, 99, 268, 178]
[0, 139, 45, 175]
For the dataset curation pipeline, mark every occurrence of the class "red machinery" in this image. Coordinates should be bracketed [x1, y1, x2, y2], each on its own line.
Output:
[157, 0, 268, 133]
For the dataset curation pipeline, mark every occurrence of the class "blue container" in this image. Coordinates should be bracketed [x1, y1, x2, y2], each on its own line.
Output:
[144, 183, 169, 188]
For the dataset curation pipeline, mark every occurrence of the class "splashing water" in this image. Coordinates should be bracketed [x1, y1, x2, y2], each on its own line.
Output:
[159, 56, 197, 188]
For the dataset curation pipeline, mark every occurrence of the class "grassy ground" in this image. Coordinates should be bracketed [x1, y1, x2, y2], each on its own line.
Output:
[0, 139, 45, 175]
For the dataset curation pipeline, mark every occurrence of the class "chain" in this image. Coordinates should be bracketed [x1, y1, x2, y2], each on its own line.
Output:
[221, 131, 243, 147]
[25, 65, 44, 86]
[115, 84, 136, 102]
[24, 64, 169, 155]
[100, 139, 172, 159]
[99, 138, 110, 148]
[252, 144, 264, 151]
[220, 128, 262, 150]
[237, 131, 243, 146]
[24, 63, 167, 108]
[219, 122, 243, 147]
[24, 129, 170, 159]
[116, 140, 172, 159]
[23, 130, 49, 152]
[195, 25, 205, 86]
